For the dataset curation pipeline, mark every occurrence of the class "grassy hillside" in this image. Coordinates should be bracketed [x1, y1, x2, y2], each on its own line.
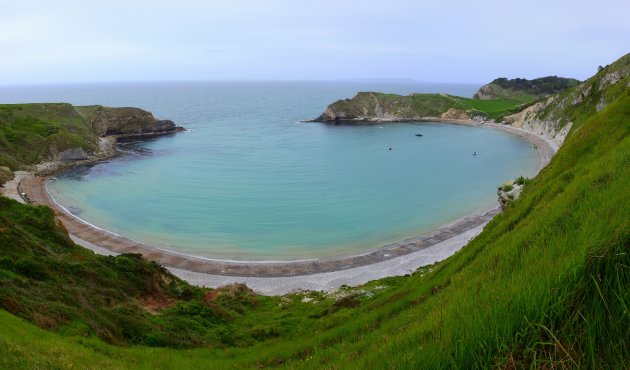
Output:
[448, 95, 533, 119]
[319, 91, 528, 121]
[0, 104, 98, 169]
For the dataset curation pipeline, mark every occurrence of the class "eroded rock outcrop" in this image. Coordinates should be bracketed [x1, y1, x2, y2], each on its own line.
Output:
[58, 148, 88, 161]
[89, 107, 184, 137]
[497, 182, 523, 209]
[314, 92, 477, 123]
[503, 54, 629, 146]
[440, 108, 469, 120]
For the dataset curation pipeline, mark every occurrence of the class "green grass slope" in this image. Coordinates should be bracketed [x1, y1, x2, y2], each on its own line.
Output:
[0, 104, 98, 169]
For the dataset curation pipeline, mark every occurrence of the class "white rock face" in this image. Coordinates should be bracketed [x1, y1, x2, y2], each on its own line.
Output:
[58, 148, 88, 161]
[503, 96, 570, 148]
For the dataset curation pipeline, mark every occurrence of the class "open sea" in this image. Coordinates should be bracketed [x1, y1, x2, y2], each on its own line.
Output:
[0, 81, 540, 260]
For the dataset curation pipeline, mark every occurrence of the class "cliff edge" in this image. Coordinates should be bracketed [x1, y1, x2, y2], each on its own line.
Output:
[503, 53, 629, 146]
[85, 106, 183, 137]
[0, 103, 184, 174]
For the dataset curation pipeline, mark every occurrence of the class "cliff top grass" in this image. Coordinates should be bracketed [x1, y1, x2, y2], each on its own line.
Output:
[0, 64, 628, 368]
[326, 91, 529, 120]
[0, 103, 98, 170]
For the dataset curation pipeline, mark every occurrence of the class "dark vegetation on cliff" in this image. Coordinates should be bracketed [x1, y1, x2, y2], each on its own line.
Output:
[0, 54, 628, 368]
[474, 76, 580, 100]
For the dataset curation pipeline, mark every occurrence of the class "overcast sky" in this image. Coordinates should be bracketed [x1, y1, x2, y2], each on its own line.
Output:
[1, 0, 628, 85]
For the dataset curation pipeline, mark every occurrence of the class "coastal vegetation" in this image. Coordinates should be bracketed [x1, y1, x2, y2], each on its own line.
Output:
[504, 53, 630, 141]
[0, 53, 628, 368]
[0, 104, 98, 170]
[473, 76, 580, 101]
[314, 91, 531, 122]
[0, 103, 181, 172]
[314, 73, 589, 124]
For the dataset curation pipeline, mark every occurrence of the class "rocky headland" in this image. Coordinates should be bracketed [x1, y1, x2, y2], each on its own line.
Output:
[0, 104, 184, 180]
[313, 92, 484, 123]
[312, 57, 628, 148]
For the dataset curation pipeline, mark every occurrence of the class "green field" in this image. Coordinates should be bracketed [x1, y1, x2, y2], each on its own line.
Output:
[448, 95, 534, 119]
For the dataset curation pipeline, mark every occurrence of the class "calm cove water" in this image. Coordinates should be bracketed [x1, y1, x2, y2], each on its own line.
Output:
[1, 82, 539, 260]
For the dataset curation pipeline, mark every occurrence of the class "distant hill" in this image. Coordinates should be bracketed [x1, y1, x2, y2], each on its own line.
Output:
[313, 76, 582, 125]
[473, 76, 580, 101]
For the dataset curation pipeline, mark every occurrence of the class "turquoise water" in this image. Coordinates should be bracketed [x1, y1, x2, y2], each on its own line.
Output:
[1, 82, 539, 260]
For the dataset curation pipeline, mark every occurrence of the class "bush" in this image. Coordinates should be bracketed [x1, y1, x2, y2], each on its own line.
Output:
[514, 176, 530, 185]
[0, 166, 13, 186]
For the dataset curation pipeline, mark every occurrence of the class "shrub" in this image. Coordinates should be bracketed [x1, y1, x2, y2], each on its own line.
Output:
[514, 176, 530, 185]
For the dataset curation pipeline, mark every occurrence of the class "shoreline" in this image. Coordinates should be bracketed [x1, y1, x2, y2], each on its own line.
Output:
[11, 120, 557, 294]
